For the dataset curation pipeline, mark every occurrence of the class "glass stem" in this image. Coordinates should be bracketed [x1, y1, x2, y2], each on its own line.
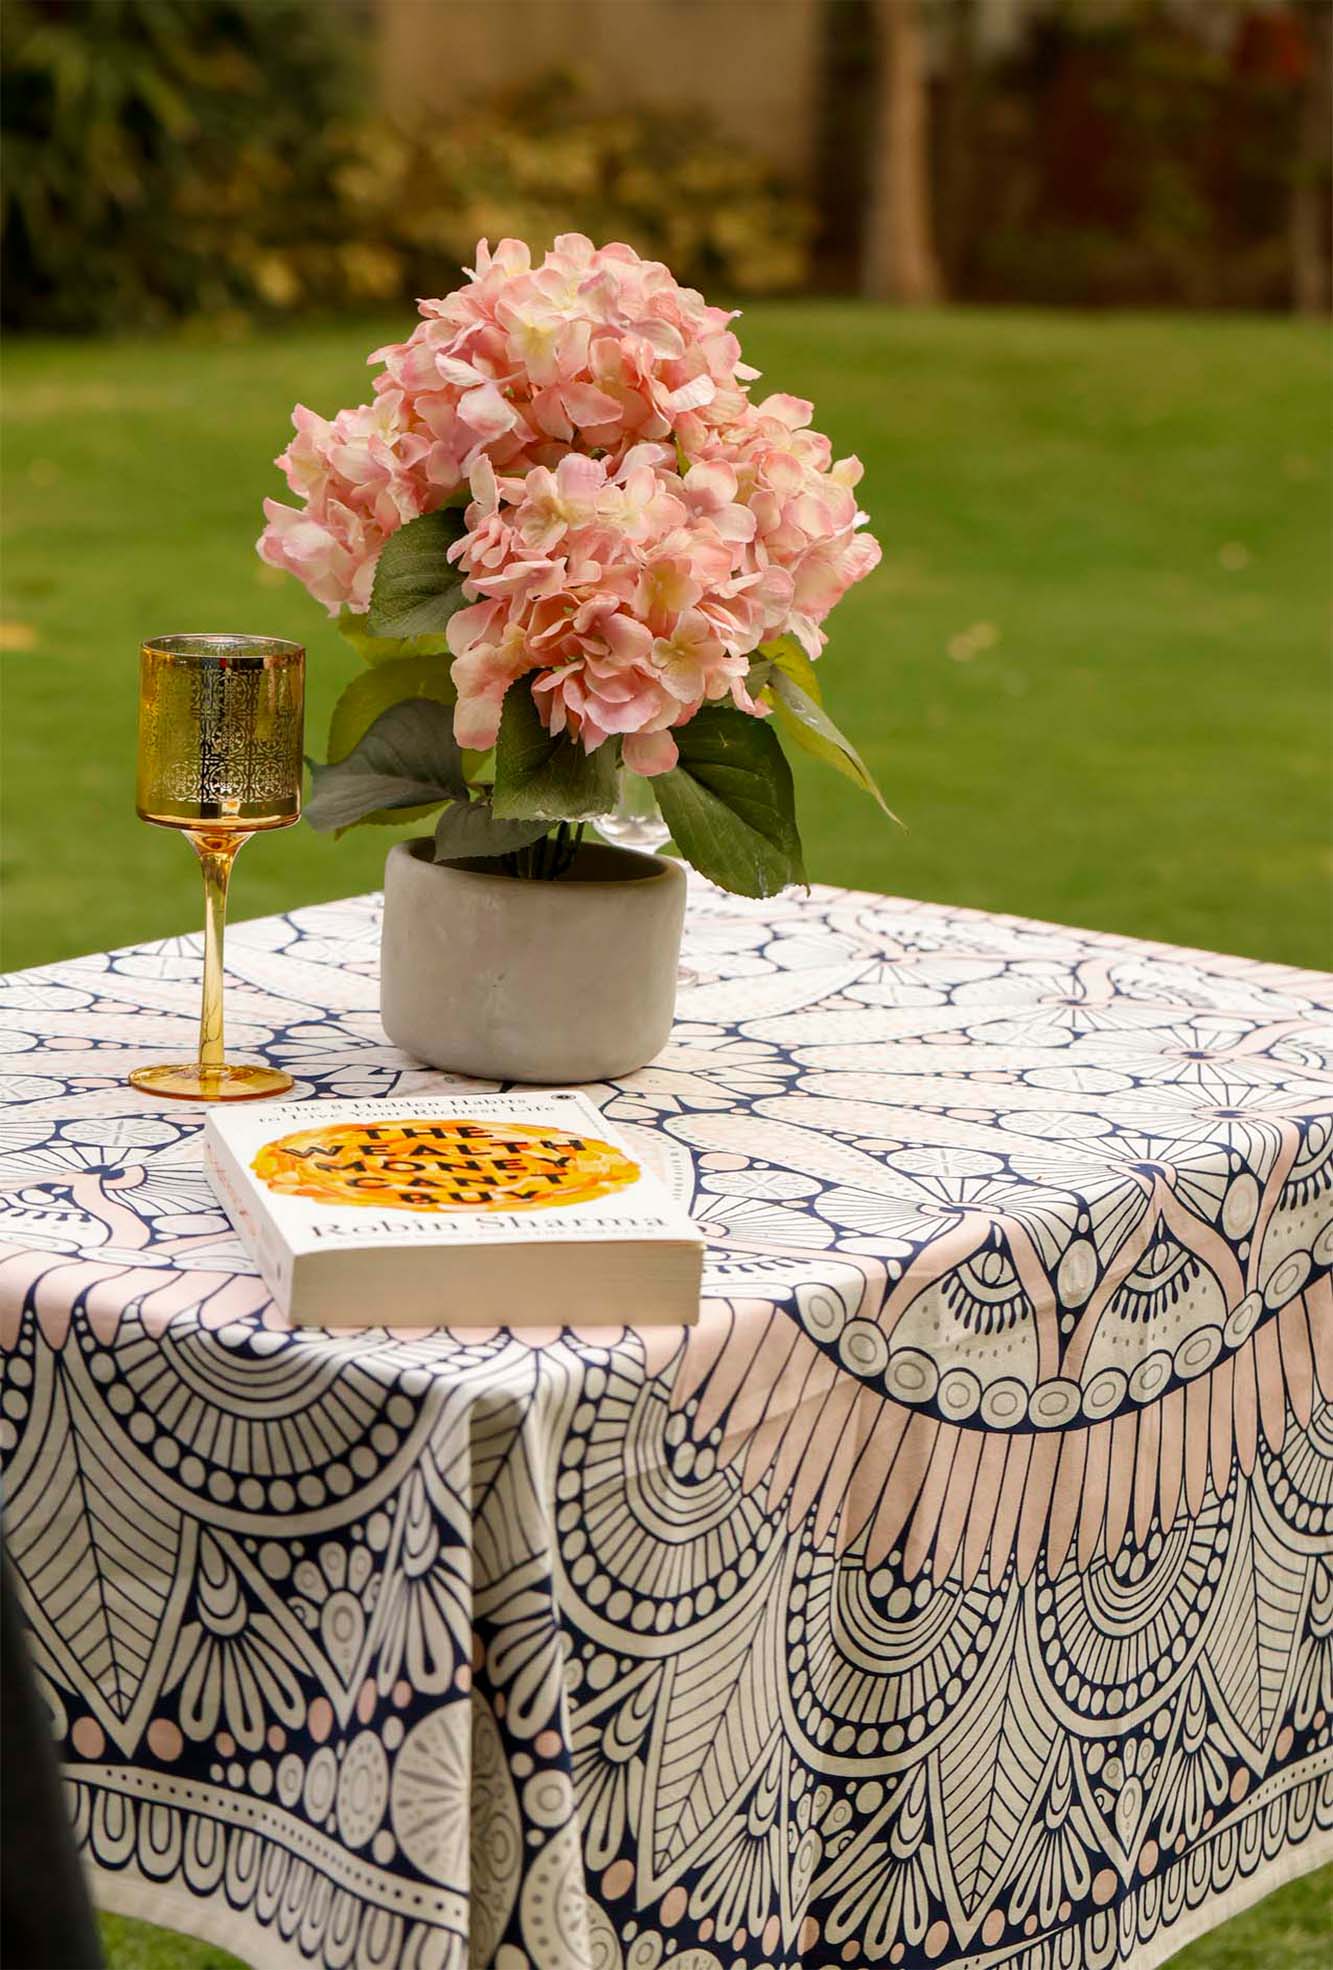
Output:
[189, 832, 244, 1076]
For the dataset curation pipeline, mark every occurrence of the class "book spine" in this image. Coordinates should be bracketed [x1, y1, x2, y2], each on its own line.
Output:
[202, 1133, 293, 1317]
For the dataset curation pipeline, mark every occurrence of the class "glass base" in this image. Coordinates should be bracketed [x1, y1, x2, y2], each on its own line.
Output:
[597, 769, 671, 853]
[129, 1062, 294, 1103]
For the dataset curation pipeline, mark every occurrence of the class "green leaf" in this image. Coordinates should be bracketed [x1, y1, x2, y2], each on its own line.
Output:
[654, 704, 805, 898]
[337, 607, 453, 668]
[464, 744, 496, 788]
[327, 651, 457, 762]
[305, 699, 467, 833]
[764, 669, 898, 820]
[366, 508, 469, 641]
[757, 632, 825, 703]
[492, 682, 620, 821]
[346, 799, 445, 831]
[432, 801, 549, 862]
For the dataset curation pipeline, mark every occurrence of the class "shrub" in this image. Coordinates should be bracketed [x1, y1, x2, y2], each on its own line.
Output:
[328, 76, 811, 309]
[2, 0, 359, 331]
[1, 3, 810, 333]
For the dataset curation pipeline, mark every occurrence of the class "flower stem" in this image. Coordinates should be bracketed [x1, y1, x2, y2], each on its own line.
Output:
[500, 822, 585, 881]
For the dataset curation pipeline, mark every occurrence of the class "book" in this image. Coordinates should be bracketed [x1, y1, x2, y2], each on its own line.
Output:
[202, 1093, 702, 1328]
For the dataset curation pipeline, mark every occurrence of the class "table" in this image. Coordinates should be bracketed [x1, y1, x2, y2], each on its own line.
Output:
[2, 881, 1331, 1970]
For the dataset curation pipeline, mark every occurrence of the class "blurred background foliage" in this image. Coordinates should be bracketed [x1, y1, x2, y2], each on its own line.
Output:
[1, 0, 810, 332]
[943, 3, 1327, 307]
[2, 0, 361, 332]
[2, 0, 1328, 333]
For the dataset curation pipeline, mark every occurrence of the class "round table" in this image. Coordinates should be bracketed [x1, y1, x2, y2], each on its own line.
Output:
[1, 879, 1330, 1970]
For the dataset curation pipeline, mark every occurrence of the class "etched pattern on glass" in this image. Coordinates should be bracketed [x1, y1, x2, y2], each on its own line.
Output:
[138, 652, 303, 824]
[146, 666, 300, 808]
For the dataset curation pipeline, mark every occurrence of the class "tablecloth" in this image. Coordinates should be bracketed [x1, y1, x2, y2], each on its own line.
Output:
[1, 880, 1331, 1970]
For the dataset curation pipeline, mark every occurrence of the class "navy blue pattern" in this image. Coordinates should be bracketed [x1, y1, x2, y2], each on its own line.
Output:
[0, 880, 1331, 1970]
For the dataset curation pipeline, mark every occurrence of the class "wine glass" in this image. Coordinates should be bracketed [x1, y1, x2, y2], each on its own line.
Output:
[130, 633, 304, 1102]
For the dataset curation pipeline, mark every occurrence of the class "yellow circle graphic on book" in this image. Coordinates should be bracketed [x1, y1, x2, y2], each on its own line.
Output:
[251, 1119, 640, 1214]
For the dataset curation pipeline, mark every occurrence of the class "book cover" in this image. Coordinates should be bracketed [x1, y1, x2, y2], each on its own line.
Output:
[203, 1093, 702, 1328]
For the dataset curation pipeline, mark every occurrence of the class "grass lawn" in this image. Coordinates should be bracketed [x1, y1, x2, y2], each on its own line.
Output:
[2, 305, 1329, 972]
[97, 1916, 248, 1970]
[3, 306, 1330, 1969]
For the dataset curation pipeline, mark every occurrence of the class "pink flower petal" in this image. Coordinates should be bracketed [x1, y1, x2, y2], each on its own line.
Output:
[460, 382, 519, 442]
[661, 374, 716, 415]
[560, 381, 624, 427]
[624, 729, 679, 775]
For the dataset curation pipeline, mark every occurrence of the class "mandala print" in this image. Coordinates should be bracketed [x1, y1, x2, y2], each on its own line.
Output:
[0, 881, 1330, 1970]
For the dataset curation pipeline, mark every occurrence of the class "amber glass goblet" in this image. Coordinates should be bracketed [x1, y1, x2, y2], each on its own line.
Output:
[130, 634, 304, 1102]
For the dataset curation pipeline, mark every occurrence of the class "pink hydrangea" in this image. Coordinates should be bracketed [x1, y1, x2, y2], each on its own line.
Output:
[257, 390, 433, 613]
[446, 448, 779, 774]
[257, 236, 880, 755]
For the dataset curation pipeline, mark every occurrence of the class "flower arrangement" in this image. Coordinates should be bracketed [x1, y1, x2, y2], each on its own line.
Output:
[258, 234, 886, 894]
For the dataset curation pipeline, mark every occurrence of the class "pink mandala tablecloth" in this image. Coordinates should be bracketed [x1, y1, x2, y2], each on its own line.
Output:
[1, 880, 1331, 1970]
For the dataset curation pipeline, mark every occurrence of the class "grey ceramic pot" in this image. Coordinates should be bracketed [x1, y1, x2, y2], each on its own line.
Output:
[380, 837, 688, 1083]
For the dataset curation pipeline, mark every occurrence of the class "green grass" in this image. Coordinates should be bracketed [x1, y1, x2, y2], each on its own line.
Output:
[98, 1915, 247, 1970]
[2, 305, 1329, 972]
[4, 305, 1331, 1967]
[1170, 1866, 1333, 1969]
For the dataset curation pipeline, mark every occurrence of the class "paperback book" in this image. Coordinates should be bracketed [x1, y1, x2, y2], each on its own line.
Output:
[203, 1093, 702, 1328]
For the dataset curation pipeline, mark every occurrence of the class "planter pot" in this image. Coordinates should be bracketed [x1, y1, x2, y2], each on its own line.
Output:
[380, 837, 688, 1083]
